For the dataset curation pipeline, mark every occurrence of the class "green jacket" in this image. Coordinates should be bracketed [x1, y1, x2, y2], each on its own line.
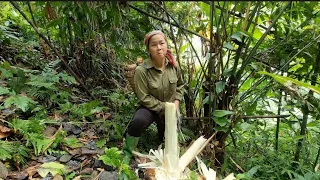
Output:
[134, 58, 184, 113]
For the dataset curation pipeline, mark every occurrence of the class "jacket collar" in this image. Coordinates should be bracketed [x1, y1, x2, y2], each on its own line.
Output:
[144, 58, 168, 70]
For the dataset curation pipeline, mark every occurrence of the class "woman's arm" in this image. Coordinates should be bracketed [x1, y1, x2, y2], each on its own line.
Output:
[134, 66, 165, 113]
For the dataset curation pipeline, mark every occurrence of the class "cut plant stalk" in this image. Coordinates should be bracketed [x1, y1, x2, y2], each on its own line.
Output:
[133, 102, 235, 179]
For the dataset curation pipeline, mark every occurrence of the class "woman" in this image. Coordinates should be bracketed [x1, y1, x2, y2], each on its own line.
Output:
[123, 30, 184, 164]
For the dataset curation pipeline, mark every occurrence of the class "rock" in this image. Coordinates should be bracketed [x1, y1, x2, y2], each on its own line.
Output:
[62, 123, 82, 135]
[16, 170, 28, 180]
[85, 140, 96, 150]
[66, 160, 81, 170]
[92, 159, 102, 168]
[0, 161, 8, 179]
[72, 126, 82, 135]
[84, 130, 96, 138]
[81, 147, 97, 155]
[43, 126, 57, 137]
[42, 176, 53, 180]
[62, 123, 73, 132]
[53, 174, 63, 180]
[38, 155, 57, 163]
[97, 148, 105, 155]
[74, 155, 86, 161]
[98, 171, 118, 180]
[80, 168, 93, 175]
[66, 135, 77, 139]
[92, 159, 114, 171]
[59, 154, 73, 163]
[91, 170, 99, 178]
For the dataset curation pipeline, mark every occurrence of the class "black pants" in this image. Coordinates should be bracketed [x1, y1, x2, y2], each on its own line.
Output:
[127, 106, 165, 142]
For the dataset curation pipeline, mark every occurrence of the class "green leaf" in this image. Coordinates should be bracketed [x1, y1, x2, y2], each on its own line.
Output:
[307, 121, 319, 127]
[0, 67, 13, 78]
[4, 95, 37, 112]
[307, 131, 312, 144]
[35, 138, 52, 155]
[99, 147, 123, 167]
[223, 42, 234, 50]
[26, 81, 55, 89]
[0, 141, 13, 160]
[0, 87, 10, 95]
[180, 42, 190, 53]
[63, 137, 83, 148]
[215, 81, 226, 94]
[214, 117, 229, 126]
[213, 110, 233, 117]
[223, 68, 233, 77]
[293, 135, 306, 141]
[240, 122, 255, 131]
[203, 93, 214, 105]
[37, 162, 66, 177]
[57, 73, 76, 84]
[199, 2, 210, 18]
[258, 71, 320, 94]
[231, 32, 242, 42]
[247, 165, 260, 177]
[96, 138, 107, 148]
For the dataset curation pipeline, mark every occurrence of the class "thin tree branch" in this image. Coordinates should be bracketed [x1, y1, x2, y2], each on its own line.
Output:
[128, 3, 210, 42]
[27, 2, 37, 27]
[10, 2, 95, 100]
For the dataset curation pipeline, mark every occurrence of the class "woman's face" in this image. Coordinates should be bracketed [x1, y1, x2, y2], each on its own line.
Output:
[148, 34, 167, 60]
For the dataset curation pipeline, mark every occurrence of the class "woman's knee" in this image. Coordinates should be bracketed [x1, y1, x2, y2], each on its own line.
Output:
[127, 106, 156, 136]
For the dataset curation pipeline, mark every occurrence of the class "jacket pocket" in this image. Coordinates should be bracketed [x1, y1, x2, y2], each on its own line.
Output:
[169, 77, 178, 84]
[168, 77, 178, 93]
[149, 80, 160, 98]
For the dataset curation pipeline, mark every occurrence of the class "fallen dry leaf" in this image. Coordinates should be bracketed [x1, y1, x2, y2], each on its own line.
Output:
[54, 112, 64, 121]
[78, 138, 89, 143]
[0, 125, 13, 139]
[95, 112, 111, 120]
[26, 165, 40, 178]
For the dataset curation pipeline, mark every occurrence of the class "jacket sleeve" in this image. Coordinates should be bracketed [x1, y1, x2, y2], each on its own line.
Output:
[175, 64, 184, 101]
[134, 66, 165, 113]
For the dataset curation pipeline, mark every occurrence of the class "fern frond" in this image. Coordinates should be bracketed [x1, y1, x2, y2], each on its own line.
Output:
[0, 140, 28, 165]
[0, 140, 14, 160]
